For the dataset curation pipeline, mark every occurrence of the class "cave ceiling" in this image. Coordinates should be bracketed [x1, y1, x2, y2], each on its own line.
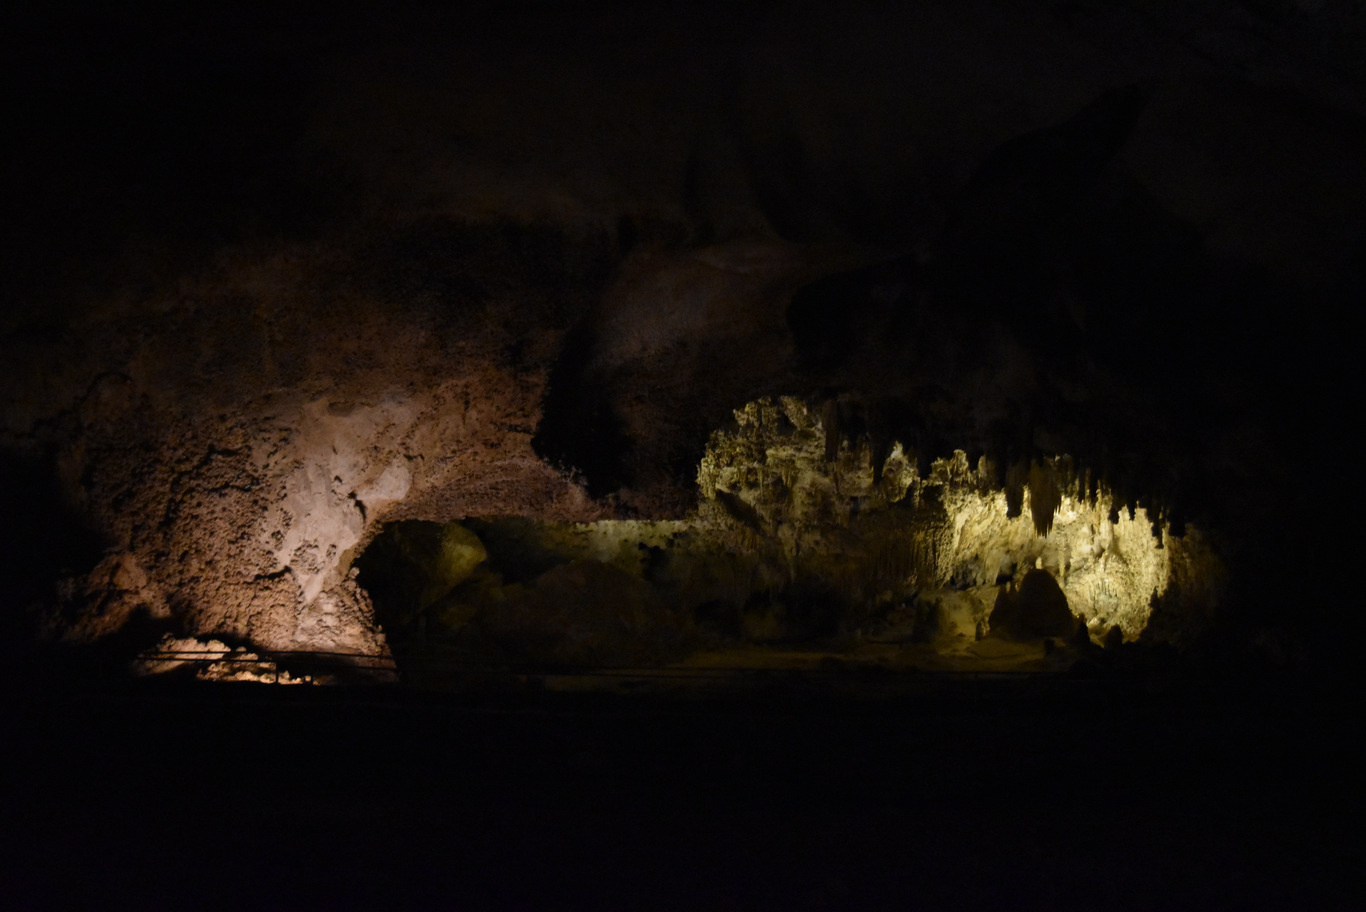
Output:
[2, 0, 1361, 667]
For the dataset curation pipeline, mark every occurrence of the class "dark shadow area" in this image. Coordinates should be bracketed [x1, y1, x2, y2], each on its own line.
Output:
[786, 255, 916, 372]
[778, 84, 1313, 582]
[354, 520, 480, 638]
[0, 452, 106, 641]
[532, 320, 636, 497]
[989, 568, 1079, 640]
[0, 452, 139, 692]
[1, 2, 358, 302]
[2, 2, 1359, 902]
[0, 673, 1353, 911]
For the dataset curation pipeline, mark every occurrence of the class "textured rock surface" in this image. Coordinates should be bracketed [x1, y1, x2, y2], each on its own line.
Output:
[4, 226, 615, 661]
[353, 396, 1219, 670]
[3, 1, 1360, 670]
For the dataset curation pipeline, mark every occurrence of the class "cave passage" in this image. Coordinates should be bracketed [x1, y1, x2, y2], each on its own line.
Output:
[355, 397, 1220, 684]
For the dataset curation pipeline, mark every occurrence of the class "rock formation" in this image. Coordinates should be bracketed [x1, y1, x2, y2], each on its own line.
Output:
[989, 569, 1079, 641]
[3, 1, 1360, 676]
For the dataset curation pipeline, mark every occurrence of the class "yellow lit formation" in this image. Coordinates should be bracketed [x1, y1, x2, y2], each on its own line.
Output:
[695, 397, 1219, 643]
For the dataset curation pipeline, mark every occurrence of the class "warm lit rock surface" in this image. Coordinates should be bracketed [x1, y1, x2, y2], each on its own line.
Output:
[356, 396, 1221, 672]
[6, 230, 615, 660]
[3, 1, 1359, 671]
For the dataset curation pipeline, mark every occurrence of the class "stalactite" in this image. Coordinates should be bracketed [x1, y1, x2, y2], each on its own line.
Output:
[1028, 460, 1061, 536]
[822, 399, 841, 462]
[976, 454, 996, 491]
[1005, 462, 1027, 519]
[687, 395, 1213, 649]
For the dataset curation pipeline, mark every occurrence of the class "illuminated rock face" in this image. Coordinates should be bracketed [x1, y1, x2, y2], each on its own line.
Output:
[14, 231, 615, 662]
[5, 2, 1357, 671]
[695, 397, 1220, 645]
[357, 396, 1221, 665]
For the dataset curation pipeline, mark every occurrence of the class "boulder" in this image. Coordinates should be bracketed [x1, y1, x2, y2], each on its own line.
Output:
[356, 521, 488, 627]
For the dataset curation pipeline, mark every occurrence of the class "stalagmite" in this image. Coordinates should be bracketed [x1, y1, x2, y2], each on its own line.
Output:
[870, 430, 893, 485]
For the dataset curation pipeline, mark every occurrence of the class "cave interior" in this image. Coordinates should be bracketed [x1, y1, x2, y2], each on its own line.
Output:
[2, 1, 1360, 908]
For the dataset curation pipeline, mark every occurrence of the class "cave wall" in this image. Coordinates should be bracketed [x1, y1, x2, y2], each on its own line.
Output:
[351, 395, 1220, 677]
[3, 0, 1362, 664]
[694, 397, 1221, 644]
[2, 225, 617, 655]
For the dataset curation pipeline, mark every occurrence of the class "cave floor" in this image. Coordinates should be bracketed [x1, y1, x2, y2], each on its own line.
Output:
[677, 636, 1069, 673]
[533, 641, 1076, 699]
[3, 670, 1352, 911]
[390, 634, 1090, 698]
